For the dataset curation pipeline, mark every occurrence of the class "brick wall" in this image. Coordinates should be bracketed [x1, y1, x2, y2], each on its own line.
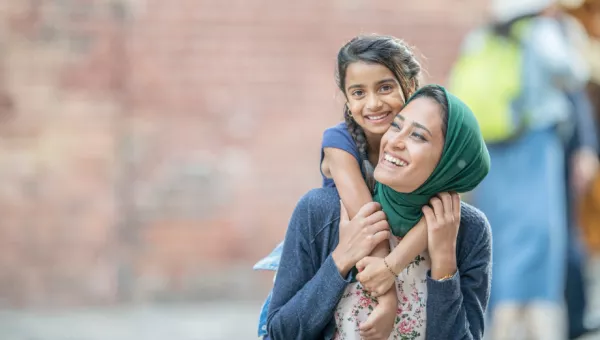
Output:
[0, 0, 489, 307]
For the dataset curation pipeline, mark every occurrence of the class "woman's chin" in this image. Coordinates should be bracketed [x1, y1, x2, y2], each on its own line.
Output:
[375, 168, 402, 191]
[373, 167, 386, 184]
[374, 167, 419, 193]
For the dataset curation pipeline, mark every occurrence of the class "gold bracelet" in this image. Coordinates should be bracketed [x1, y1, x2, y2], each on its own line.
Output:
[383, 258, 398, 277]
[436, 272, 455, 282]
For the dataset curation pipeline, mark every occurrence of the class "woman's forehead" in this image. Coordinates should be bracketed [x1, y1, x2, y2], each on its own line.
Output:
[400, 98, 442, 126]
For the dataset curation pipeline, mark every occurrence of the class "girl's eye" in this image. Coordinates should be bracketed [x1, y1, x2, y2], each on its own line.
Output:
[380, 85, 393, 92]
[352, 90, 364, 97]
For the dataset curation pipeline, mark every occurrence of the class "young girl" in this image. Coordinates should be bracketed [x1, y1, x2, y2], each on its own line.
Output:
[255, 34, 429, 339]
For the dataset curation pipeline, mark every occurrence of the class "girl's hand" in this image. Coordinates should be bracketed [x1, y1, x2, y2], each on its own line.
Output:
[359, 300, 397, 340]
[422, 192, 460, 280]
[356, 256, 396, 297]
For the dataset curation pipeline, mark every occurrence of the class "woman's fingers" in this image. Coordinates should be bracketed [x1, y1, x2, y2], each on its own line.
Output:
[356, 202, 382, 219]
[430, 197, 444, 221]
[422, 205, 435, 227]
[371, 230, 391, 246]
[364, 210, 387, 226]
[452, 192, 461, 219]
[438, 192, 454, 222]
[367, 220, 390, 235]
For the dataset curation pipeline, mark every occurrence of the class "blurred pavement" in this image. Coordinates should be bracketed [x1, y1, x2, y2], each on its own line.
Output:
[0, 301, 260, 340]
[1, 258, 600, 340]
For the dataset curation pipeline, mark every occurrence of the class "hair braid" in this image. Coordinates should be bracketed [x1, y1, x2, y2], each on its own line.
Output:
[344, 106, 376, 193]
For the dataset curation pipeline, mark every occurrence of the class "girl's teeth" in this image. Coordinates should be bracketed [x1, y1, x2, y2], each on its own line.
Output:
[367, 113, 387, 120]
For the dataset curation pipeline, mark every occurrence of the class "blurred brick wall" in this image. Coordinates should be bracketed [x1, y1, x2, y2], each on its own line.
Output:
[0, 0, 488, 307]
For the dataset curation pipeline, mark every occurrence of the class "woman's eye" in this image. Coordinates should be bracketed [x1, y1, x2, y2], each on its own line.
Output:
[412, 133, 426, 141]
[391, 122, 402, 130]
[352, 90, 364, 97]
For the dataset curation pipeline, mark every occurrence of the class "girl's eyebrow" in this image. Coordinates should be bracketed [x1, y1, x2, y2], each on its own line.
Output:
[347, 78, 397, 92]
[375, 78, 397, 86]
[346, 83, 364, 91]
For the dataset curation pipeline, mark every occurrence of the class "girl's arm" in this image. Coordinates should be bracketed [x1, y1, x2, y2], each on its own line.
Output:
[324, 148, 391, 257]
[322, 147, 374, 218]
[323, 147, 395, 303]
[386, 218, 428, 275]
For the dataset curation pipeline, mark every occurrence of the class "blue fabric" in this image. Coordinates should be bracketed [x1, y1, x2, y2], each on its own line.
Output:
[255, 122, 359, 336]
[472, 127, 567, 309]
[253, 241, 283, 272]
[320, 122, 362, 187]
[254, 242, 282, 337]
[267, 188, 492, 340]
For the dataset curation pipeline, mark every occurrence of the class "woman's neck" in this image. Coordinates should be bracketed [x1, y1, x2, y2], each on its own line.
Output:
[365, 132, 382, 166]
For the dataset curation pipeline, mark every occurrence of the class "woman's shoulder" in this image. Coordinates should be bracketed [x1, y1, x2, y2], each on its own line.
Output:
[458, 202, 492, 254]
[292, 188, 342, 241]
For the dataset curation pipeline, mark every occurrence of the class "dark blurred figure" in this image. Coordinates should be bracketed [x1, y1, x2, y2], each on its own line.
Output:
[561, 0, 600, 338]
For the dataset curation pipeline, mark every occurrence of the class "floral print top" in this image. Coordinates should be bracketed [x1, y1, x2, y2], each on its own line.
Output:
[333, 236, 430, 340]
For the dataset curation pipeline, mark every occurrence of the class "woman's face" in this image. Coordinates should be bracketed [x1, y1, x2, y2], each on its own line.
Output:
[344, 62, 407, 138]
[373, 97, 445, 193]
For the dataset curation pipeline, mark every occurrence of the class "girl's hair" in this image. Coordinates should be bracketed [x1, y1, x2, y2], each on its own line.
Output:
[335, 34, 422, 192]
[407, 85, 449, 139]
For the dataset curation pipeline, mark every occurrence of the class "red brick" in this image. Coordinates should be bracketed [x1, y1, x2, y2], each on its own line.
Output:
[0, 0, 488, 306]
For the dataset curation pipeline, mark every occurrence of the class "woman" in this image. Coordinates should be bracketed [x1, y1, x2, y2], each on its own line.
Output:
[267, 85, 492, 340]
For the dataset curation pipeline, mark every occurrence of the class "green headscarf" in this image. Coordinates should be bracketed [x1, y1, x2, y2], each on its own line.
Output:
[373, 84, 491, 237]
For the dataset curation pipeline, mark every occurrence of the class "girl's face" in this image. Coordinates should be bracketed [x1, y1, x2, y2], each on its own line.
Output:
[344, 62, 407, 138]
[373, 97, 445, 193]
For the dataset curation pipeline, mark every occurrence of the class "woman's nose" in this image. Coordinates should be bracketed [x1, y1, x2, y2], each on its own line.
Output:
[390, 133, 407, 150]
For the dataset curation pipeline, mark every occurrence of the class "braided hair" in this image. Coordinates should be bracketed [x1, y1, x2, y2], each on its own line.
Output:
[336, 35, 422, 192]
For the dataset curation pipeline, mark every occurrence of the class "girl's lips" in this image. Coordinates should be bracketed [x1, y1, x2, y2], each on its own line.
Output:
[364, 111, 392, 123]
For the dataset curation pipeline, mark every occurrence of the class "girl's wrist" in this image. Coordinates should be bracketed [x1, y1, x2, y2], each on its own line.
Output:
[387, 250, 409, 275]
[383, 256, 399, 277]
[377, 289, 397, 309]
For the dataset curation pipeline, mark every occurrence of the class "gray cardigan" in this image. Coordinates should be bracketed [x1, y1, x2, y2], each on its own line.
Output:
[267, 187, 492, 340]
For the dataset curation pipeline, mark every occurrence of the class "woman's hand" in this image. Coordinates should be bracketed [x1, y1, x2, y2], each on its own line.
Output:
[332, 202, 391, 277]
[355, 256, 396, 297]
[422, 192, 460, 280]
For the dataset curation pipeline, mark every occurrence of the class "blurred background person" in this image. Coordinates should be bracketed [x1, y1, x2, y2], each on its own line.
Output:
[449, 0, 594, 338]
[561, 0, 600, 338]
